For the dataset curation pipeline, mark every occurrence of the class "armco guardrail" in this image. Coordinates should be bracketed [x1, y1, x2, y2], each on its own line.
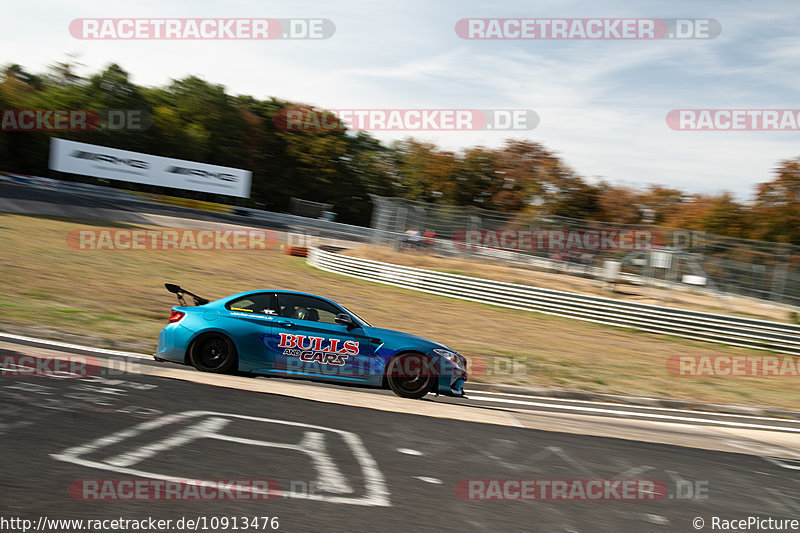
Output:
[0, 172, 375, 241]
[308, 247, 800, 355]
[1, 172, 795, 311]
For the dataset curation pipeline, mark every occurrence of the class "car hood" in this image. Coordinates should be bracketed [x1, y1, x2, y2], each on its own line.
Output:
[364, 326, 451, 351]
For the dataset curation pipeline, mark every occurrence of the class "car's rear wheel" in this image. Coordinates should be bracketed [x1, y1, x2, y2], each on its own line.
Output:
[386, 353, 436, 399]
[189, 333, 237, 373]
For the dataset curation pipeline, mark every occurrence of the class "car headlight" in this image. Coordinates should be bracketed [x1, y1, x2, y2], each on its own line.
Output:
[433, 348, 464, 366]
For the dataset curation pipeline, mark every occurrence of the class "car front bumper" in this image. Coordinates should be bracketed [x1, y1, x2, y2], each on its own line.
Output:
[437, 363, 468, 397]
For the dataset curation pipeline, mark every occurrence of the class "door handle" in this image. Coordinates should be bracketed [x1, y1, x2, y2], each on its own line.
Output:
[277, 321, 293, 328]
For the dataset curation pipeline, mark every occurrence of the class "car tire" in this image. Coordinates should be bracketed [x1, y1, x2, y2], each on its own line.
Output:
[386, 353, 436, 399]
[189, 333, 238, 374]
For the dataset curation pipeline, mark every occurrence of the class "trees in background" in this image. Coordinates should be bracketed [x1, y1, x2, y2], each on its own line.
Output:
[1, 61, 799, 243]
[749, 158, 800, 245]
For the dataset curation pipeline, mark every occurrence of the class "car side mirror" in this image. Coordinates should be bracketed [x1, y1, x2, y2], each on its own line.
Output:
[334, 313, 355, 328]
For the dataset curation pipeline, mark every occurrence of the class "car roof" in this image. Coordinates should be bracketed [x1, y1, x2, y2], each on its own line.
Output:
[221, 289, 339, 304]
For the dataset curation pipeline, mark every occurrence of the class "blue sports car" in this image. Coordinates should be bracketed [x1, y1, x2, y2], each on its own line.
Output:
[155, 284, 468, 398]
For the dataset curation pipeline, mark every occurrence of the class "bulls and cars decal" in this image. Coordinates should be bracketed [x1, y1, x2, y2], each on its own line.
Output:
[265, 333, 361, 366]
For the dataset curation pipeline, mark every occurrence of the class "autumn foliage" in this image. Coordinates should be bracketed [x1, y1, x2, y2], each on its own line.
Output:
[1, 62, 798, 244]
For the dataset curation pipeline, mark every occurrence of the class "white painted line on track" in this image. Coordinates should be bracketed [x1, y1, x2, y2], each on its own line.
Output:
[52, 410, 391, 507]
[466, 395, 800, 433]
[0, 332, 154, 360]
[2, 331, 797, 433]
[413, 476, 442, 484]
[397, 448, 423, 456]
[764, 457, 800, 470]
[472, 390, 800, 424]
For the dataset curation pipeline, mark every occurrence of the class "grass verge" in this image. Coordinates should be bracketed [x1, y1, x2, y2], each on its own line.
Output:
[1, 212, 797, 410]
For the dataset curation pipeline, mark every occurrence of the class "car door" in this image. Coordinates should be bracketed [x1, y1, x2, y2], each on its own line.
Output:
[219, 292, 279, 370]
[264, 293, 379, 381]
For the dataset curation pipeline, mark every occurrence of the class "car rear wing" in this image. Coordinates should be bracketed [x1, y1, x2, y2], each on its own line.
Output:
[165, 283, 210, 306]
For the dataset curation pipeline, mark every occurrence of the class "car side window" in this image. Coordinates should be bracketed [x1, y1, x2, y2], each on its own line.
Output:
[225, 293, 276, 315]
[277, 294, 342, 325]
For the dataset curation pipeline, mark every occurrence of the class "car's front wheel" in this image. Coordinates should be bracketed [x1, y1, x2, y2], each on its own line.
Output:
[386, 353, 436, 399]
[189, 333, 237, 373]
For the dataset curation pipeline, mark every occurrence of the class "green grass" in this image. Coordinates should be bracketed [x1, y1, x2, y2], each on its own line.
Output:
[1, 212, 799, 410]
